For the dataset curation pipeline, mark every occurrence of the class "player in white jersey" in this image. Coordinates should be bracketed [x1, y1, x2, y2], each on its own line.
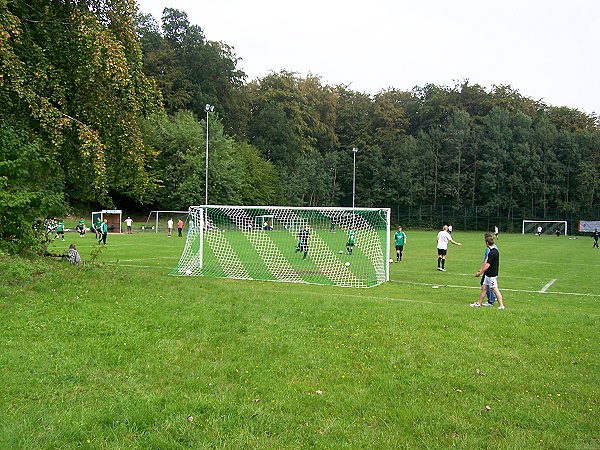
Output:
[436, 225, 462, 271]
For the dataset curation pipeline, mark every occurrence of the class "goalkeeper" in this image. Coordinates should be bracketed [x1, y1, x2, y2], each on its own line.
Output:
[346, 228, 356, 255]
[295, 225, 310, 260]
[394, 226, 407, 262]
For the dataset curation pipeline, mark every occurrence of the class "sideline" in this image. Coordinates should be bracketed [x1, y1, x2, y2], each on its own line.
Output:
[390, 279, 600, 298]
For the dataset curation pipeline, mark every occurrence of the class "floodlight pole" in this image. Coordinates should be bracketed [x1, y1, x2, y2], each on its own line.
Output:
[352, 147, 358, 229]
[204, 104, 214, 208]
[352, 147, 358, 210]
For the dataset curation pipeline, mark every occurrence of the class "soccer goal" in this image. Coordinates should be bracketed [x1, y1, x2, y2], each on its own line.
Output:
[522, 220, 568, 236]
[172, 205, 391, 288]
[144, 210, 190, 233]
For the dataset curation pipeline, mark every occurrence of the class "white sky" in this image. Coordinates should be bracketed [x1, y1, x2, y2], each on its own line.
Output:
[136, 0, 599, 115]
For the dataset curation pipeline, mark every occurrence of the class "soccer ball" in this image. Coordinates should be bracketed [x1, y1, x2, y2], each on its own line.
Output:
[344, 261, 350, 267]
[389, 258, 394, 263]
[339, 250, 343, 254]
[185, 269, 192, 276]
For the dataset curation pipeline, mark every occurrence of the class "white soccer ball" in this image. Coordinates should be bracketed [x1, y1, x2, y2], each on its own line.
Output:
[339, 250, 343, 255]
[344, 261, 350, 267]
[389, 258, 394, 263]
[185, 269, 192, 276]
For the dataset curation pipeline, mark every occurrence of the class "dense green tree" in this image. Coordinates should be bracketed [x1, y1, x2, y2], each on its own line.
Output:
[3, 1, 600, 235]
[248, 100, 304, 171]
[1, 0, 161, 207]
[478, 107, 512, 215]
[531, 114, 560, 217]
[0, 124, 65, 254]
[137, 8, 248, 137]
[443, 110, 473, 208]
[139, 111, 282, 208]
[235, 141, 284, 206]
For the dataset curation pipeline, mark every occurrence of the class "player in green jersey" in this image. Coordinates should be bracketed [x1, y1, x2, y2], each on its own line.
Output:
[94, 217, 102, 239]
[346, 229, 356, 255]
[54, 220, 65, 241]
[98, 219, 108, 245]
[77, 217, 86, 237]
[394, 226, 407, 262]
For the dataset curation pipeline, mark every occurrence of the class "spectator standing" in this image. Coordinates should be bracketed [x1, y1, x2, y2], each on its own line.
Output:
[125, 217, 133, 234]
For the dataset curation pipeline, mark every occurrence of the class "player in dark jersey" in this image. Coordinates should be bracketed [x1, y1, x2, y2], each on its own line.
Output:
[346, 229, 356, 255]
[470, 236, 505, 309]
[295, 225, 310, 260]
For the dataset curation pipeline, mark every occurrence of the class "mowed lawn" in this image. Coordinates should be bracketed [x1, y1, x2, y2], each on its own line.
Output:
[1, 229, 598, 449]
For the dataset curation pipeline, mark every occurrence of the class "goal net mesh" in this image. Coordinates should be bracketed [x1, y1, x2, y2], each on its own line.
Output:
[522, 220, 568, 235]
[172, 206, 390, 288]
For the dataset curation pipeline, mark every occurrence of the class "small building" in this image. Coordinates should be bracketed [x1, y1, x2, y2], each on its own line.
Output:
[91, 210, 122, 233]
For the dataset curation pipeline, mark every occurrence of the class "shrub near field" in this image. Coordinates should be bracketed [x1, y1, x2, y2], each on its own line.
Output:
[0, 231, 598, 449]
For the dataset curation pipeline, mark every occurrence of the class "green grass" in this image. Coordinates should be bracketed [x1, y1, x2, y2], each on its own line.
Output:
[1, 230, 598, 448]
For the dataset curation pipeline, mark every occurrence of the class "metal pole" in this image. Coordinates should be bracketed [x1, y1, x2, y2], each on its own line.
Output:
[352, 147, 358, 209]
[204, 104, 214, 207]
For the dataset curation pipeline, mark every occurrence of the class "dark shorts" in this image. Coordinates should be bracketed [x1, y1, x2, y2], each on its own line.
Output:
[437, 248, 447, 256]
[57, 230, 64, 235]
[396, 245, 404, 251]
[347, 242, 355, 247]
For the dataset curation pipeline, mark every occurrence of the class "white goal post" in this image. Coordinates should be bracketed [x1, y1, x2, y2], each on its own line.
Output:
[172, 205, 391, 288]
[522, 220, 568, 236]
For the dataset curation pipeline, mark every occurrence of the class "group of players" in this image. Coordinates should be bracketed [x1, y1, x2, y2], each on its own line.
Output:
[293, 224, 358, 261]
[294, 222, 504, 309]
[48, 217, 109, 244]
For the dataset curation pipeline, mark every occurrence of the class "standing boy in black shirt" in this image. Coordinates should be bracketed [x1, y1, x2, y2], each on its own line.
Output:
[470, 236, 505, 310]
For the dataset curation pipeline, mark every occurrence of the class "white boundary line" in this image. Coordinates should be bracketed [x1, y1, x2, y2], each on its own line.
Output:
[101, 258, 600, 298]
[105, 256, 178, 263]
[540, 279, 557, 293]
[105, 263, 173, 269]
[390, 280, 600, 298]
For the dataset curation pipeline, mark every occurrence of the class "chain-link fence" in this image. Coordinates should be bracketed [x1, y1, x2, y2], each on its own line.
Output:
[392, 205, 600, 234]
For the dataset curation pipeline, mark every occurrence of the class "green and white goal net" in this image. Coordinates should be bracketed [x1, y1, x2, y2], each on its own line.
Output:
[172, 206, 391, 288]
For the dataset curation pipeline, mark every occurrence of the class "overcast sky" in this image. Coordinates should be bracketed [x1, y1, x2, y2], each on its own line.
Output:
[136, 0, 599, 115]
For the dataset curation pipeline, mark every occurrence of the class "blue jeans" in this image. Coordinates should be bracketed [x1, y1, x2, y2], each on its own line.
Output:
[481, 275, 496, 304]
[486, 285, 496, 304]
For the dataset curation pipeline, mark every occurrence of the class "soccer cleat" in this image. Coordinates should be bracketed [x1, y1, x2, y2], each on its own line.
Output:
[498, 306, 506, 310]
[482, 302, 493, 307]
[470, 302, 481, 307]
[437, 267, 443, 271]
[439, 268, 446, 272]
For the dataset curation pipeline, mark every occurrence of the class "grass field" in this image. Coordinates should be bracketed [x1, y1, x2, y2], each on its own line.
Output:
[1, 229, 599, 448]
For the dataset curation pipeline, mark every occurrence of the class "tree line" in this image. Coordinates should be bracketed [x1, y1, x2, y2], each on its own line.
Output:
[1, 2, 599, 252]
